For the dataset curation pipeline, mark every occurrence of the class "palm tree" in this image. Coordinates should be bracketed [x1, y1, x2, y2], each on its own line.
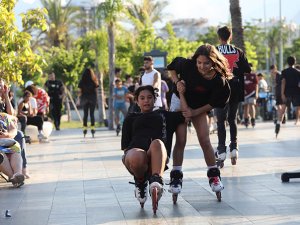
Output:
[96, 0, 123, 130]
[126, 0, 168, 31]
[40, 0, 81, 48]
[229, 0, 245, 52]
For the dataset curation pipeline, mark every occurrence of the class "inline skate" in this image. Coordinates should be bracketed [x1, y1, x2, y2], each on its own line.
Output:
[250, 118, 255, 128]
[149, 174, 163, 214]
[83, 126, 87, 138]
[207, 168, 224, 201]
[168, 170, 183, 204]
[275, 123, 280, 138]
[229, 143, 238, 165]
[244, 117, 249, 128]
[116, 124, 121, 136]
[215, 146, 226, 168]
[129, 177, 148, 208]
[91, 126, 95, 138]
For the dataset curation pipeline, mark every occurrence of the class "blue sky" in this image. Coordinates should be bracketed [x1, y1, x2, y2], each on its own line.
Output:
[15, 0, 300, 29]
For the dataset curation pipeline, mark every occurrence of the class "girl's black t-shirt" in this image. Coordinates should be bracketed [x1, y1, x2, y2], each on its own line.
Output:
[167, 57, 230, 109]
[121, 110, 184, 157]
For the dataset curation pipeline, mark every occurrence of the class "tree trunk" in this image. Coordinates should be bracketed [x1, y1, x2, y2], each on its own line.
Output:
[229, 0, 245, 52]
[108, 22, 115, 130]
[97, 71, 107, 124]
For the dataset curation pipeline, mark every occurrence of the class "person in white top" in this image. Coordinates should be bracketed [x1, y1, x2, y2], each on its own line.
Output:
[141, 56, 162, 109]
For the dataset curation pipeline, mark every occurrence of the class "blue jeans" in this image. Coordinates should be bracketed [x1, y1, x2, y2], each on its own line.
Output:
[14, 130, 27, 169]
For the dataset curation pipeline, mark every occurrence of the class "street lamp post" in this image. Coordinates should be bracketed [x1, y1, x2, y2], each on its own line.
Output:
[279, 0, 283, 71]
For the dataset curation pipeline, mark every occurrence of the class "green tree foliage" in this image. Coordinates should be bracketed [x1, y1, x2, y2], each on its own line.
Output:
[96, 0, 124, 130]
[0, 0, 47, 84]
[284, 38, 300, 65]
[245, 41, 258, 70]
[243, 22, 265, 70]
[125, 0, 168, 31]
[41, 46, 87, 87]
[197, 26, 219, 46]
[40, 0, 81, 48]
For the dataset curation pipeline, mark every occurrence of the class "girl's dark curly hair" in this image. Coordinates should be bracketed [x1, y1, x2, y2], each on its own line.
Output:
[134, 85, 158, 102]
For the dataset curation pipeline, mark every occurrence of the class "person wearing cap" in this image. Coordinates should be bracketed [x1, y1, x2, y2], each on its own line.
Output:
[25, 81, 49, 120]
[24, 81, 49, 142]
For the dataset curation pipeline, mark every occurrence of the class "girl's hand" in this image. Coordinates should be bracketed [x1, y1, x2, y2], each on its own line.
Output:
[182, 107, 193, 118]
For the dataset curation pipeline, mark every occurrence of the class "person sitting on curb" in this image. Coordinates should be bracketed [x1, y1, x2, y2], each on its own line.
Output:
[0, 78, 30, 178]
[0, 112, 25, 187]
[17, 91, 48, 142]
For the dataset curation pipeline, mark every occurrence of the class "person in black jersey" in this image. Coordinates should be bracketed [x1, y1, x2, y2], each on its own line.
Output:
[121, 85, 185, 209]
[215, 26, 251, 166]
[44, 72, 64, 130]
[167, 43, 231, 200]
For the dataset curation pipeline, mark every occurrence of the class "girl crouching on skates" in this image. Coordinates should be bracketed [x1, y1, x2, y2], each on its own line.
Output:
[121, 85, 185, 213]
[167, 43, 232, 200]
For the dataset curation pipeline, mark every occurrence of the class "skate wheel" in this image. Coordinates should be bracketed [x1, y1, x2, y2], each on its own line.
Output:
[151, 187, 158, 214]
[231, 157, 237, 165]
[216, 160, 224, 169]
[172, 193, 178, 204]
[140, 202, 144, 208]
[216, 191, 222, 202]
[281, 173, 290, 182]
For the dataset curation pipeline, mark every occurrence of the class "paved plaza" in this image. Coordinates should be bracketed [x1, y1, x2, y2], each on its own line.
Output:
[0, 121, 300, 225]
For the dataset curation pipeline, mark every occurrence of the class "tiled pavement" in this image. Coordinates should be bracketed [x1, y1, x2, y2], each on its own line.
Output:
[0, 121, 300, 225]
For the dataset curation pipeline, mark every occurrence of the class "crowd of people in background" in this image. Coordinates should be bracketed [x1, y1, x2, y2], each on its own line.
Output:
[1, 25, 300, 208]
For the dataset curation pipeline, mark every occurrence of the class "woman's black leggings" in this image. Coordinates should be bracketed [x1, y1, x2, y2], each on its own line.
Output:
[83, 102, 96, 127]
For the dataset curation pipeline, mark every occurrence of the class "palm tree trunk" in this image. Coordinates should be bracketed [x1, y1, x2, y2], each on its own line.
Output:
[97, 71, 107, 124]
[229, 0, 245, 52]
[108, 22, 115, 130]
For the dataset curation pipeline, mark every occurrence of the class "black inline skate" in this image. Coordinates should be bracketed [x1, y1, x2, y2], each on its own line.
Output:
[116, 124, 121, 136]
[83, 127, 87, 138]
[215, 146, 226, 168]
[207, 168, 224, 202]
[129, 177, 148, 208]
[91, 126, 95, 138]
[250, 118, 255, 128]
[168, 170, 183, 204]
[244, 117, 249, 128]
[229, 143, 238, 165]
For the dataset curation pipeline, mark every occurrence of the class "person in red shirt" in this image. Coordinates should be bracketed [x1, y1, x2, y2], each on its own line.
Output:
[25, 81, 49, 120]
[243, 65, 258, 127]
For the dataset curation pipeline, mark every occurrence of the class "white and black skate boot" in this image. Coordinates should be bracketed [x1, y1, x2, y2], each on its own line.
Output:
[207, 168, 224, 201]
[229, 143, 238, 165]
[168, 170, 183, 204]
[129, 177, 148, 208]
[149, 174, 164, 214]
[215, 146, 226, 168]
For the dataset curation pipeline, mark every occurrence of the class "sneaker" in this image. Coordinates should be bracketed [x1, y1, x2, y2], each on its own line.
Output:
[130, 177, 148, 204]
[10, 173, 25, 188]
[168, 170, 183, 194]
[149, 174, 164, 201]
[207, 168, 224, 192]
